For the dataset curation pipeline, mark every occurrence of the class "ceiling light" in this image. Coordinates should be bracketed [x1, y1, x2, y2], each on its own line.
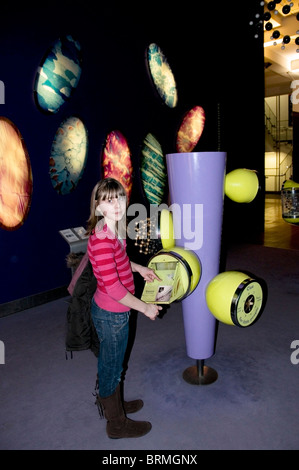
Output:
[264, 18, 281, 29]
[264, 12, 271, 21]
[267, 1, 276, 11]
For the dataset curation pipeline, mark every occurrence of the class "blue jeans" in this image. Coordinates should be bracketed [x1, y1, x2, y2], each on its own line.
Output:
[91, 298, 130, 398]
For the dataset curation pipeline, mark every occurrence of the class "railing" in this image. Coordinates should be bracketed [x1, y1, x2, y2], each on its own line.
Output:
[265, 101, 292, 144]
[265, 99, 293, 191]
[265, 101, 277, 141]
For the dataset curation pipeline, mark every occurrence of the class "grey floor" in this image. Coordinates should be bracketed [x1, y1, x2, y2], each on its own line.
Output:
[1, 242, 299, 450]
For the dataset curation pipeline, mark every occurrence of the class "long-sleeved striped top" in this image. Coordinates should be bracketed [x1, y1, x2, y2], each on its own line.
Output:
[87, 223, 135, 312]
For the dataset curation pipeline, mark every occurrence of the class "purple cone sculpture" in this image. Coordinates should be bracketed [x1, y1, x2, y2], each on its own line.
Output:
[166, 152, 226, 360]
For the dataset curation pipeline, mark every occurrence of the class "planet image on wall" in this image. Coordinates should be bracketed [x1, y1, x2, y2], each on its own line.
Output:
[34, 35, 82, 114]
[50, 116, 88, 195]
[102, 130, 133, 202]
[141, 133, 166, 205]
[146, 43, 178, 108]
[0, 117, 33, 231]
[176, 106, 206, 153]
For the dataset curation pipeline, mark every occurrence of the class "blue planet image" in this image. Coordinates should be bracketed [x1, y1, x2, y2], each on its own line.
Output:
[49, 116, 88, 195]
[147, 43, 178, 108]
[34, 35, 82, 114]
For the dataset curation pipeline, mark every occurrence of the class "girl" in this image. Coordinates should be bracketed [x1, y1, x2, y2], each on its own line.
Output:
[86, 178, 162, 439]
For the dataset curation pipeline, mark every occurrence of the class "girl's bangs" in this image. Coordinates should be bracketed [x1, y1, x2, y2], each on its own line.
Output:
[101, 183, 126, 201]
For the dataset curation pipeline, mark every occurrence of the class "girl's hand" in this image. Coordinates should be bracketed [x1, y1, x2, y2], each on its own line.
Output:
[136, 265, 161, 282]
[143, 303, 163, 320]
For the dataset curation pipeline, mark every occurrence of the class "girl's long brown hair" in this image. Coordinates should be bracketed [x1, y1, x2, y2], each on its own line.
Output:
[85, 178, 127, 237]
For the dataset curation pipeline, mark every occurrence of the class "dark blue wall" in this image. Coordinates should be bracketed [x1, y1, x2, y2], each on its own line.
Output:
[0, 2, 265, 307]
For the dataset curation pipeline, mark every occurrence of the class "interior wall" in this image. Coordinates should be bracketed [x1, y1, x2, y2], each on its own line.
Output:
[0, 2, 265, 309]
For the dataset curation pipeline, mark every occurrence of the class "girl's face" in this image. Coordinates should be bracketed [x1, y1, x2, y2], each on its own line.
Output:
[97, 195, 126, 223]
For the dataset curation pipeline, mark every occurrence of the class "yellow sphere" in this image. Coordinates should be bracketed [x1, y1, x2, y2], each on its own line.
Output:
[282, 179, 299, 190]
[283, 217, 299, 224]
[159, 209, 175, 249]
[206, 271, 264, 327]
[225, 168, 259, 203]
[167, 246, 201, 294]
[147, 247, 201, 302]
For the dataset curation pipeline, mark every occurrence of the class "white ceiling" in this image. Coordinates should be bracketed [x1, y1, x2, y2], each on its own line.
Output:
[264, 0, 299, 96]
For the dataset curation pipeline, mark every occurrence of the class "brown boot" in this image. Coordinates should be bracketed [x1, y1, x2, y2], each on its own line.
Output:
[94, 377, 143, 414]
[95, 392, 143, 415]
[123, 397, 144, 414]
[118, 383, 144, 414]
[99, 386, 152, 439]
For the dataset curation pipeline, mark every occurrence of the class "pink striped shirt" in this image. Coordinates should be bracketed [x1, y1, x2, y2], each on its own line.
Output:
[88, 224, 135, 312]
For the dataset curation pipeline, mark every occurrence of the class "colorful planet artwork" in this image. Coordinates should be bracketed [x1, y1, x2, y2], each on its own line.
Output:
[0, 117, 33, 230]
[102, 130, 133, 202]
[176, 106, 206, 153]
[34, 35, 82, 114]
[141, 133, 166, 205]
[50, 116, 88, 195]
[147, 43, 178, 108]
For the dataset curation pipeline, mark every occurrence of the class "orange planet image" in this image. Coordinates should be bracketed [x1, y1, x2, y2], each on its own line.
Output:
[176, 106, 205, 153]
[0, 117, 33, 230]
[102, 130, 133, 202]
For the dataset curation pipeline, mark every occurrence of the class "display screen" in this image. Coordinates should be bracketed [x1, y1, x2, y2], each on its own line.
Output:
[152, 261, 177, 271]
